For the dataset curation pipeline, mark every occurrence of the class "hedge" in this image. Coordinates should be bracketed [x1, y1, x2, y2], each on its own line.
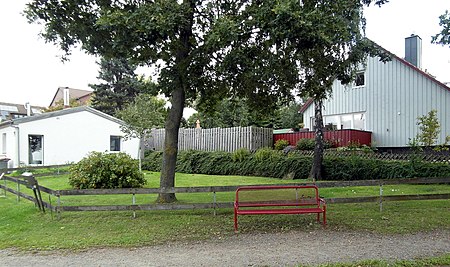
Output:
[142, 150, 450, 180]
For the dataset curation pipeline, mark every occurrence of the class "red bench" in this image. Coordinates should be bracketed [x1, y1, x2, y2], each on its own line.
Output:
[234, 185, 326, 232]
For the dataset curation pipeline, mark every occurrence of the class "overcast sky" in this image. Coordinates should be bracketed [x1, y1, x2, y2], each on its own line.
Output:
[1, 0, 449, 109]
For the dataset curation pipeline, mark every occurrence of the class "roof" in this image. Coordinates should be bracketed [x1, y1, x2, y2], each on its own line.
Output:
[299, 42, 450, 114]
[0, 102, 45, 122]
[49, 87, 93, 106]
[0, 102, 45, 114]
[0, 106, 125, 129]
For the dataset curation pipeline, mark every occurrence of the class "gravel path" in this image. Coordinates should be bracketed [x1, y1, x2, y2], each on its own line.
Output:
[1, 230, 450, 267]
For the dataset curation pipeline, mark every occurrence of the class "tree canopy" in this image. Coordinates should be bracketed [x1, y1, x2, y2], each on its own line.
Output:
[186, 98, 303, 129]
[433, 10, 450, 47]
[26, 0, 388, 201]
[90, 57, 151, 116]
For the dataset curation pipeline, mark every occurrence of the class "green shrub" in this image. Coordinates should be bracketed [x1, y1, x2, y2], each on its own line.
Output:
[324, 139, 337, 149]
[69, 152, 146, 189]
[274, 139, 290, 150]
[296, 138, 315, 150]
[143, 150, 450, 181]
[254, 147, 281, 162]
[232, 148, 251, 162]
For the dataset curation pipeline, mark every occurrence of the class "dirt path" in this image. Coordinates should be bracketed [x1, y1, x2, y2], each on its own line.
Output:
[2, 230, 450, 267]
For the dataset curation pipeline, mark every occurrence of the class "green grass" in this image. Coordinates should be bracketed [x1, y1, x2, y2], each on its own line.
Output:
[1, 172, 450, 252]
[304, 254, 450, 267]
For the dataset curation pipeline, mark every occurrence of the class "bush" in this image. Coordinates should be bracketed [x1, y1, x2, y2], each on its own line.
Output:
[143, 150, 450, 181]
[232, 148, 251, 162]
[69, 152, 146, 189]
[296, 138, 315, 150]
[274, 139, 289, 150]
[254, 147, 282, 162]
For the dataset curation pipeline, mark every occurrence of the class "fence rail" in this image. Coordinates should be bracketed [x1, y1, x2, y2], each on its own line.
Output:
[2, 174, 450, 217]
[147, 126, 273, 152]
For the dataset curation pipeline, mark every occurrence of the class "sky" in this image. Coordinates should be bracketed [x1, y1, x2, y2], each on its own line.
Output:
[1, 1, 449, 112]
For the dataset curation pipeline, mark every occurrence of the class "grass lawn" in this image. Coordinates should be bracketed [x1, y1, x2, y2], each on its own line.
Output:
[1, 172, 449, 252]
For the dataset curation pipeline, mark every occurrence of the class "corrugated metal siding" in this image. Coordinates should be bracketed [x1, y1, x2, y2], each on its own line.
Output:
[302, 56, 450, 147]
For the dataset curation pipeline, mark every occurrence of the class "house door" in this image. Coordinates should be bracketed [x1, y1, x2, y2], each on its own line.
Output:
[29, 135, 43, 165]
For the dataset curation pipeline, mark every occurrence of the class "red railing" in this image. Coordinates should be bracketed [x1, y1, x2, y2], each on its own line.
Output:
[273, 129, 372, 147]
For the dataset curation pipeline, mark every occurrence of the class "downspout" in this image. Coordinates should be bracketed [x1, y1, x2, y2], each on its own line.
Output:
[11, 125, 20, 168]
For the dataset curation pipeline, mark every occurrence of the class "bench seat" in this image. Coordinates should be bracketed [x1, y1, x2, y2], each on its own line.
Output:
[236, 207, 325, 215]
[234, 185, 326, 232]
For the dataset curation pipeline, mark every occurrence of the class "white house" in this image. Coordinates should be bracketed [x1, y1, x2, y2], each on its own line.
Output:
[300, 35, 450, 148]
[0, 106, 140, 168]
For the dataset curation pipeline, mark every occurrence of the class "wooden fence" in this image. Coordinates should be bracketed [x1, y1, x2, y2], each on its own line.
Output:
[2, 171, 450, 218]
[147, 126, 273, 152]
[295, 151, 450, 163]
[273, 129, 372, 147]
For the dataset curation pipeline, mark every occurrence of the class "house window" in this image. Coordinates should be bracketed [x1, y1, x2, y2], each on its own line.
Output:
[29, 135, 43, 165]
[110, 136, 121, 152]
[323, 112, 366, 130]
[354, 72, 365, 87]
[2, 133, 6, 154]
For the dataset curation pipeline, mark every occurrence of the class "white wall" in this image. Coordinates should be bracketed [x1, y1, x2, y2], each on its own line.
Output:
[303, 56, 450, 147]
[9, 109, 139, 167]
[0, 126, 18, 168]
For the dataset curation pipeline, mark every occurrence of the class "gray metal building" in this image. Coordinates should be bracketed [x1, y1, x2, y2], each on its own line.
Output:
[301, 35, 450, 148]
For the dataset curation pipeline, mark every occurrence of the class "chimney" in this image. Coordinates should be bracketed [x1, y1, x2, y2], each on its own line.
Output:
[405, 34, 422, 69]
[25, 102, 31, 116]
[63, 87, 70, 108]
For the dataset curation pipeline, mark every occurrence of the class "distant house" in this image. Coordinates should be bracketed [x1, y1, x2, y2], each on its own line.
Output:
[0, 106, 139, 168]
[49, 87, 93, 107]
[300, 35, 450, 148]
[0, 102, 44, 122]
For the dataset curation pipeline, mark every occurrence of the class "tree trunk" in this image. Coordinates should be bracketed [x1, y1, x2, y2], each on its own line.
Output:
[157, 87, 185, 203]
[310, 98, 324, 182]
[157, 0, 194, 203]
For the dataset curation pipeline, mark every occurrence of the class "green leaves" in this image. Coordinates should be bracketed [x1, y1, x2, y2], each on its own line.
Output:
[432, 10, 450, 47]
[116, 94, 167, 140]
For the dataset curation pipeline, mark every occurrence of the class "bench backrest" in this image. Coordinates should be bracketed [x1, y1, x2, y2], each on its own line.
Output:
[235, 185, 320, 208]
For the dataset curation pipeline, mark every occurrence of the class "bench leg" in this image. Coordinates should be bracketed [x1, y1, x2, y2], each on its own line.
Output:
[234, 209, 238, 233]
[317, 213, 320, 223]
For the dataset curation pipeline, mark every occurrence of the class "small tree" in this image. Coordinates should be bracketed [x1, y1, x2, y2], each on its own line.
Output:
[44, 99, 82, 113]
[416, 110, 440, 147]
[116, 94, 167, 170]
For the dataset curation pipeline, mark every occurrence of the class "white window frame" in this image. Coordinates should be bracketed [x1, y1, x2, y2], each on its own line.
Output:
[323, 112, 366, 131]
[353, 71, 365, 88]
[2, 133, 6, 154]
[110, 136, 122, 152]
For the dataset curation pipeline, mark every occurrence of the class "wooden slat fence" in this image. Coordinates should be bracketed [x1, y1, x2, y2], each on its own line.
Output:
[2, 173, 450, 217]
[147, 126, 273, 152]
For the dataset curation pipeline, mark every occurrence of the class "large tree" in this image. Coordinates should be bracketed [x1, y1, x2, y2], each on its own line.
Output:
[26, 0, 386, 201]
[291, 0, 389, 180]
[90, 57, 149, 116]
[432, 10, 450, 47]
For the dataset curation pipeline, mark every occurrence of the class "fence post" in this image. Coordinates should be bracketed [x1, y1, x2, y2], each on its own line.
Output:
[379, 184, 383, 212]
[57, 193, 61, 220]
[1, 173, 5, 197]
[132, 193, 136, 219]
[16, 179, 20, 202]
[213, 191, 216, 216]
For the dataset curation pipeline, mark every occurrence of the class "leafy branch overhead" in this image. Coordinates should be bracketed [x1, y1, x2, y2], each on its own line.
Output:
[432, 10, 450, 47]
